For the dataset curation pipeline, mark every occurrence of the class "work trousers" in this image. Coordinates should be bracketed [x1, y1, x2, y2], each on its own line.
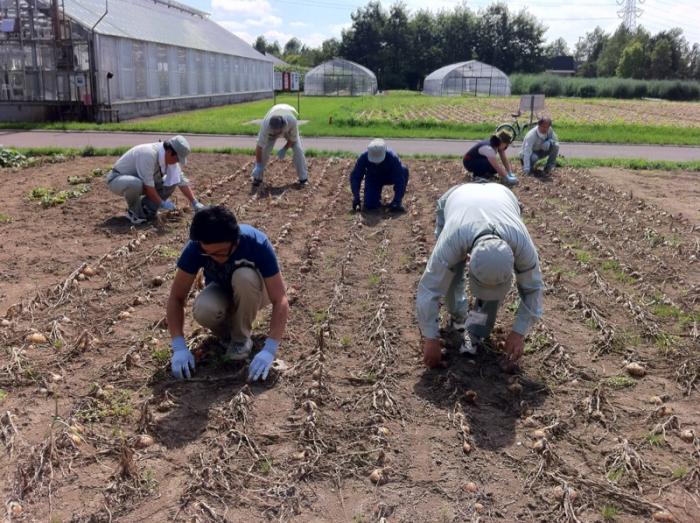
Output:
[106, 172, 176, 219]
[527, 143, 559, 172]
[363, 166, 409, 209]
[259, 139, 308, 182]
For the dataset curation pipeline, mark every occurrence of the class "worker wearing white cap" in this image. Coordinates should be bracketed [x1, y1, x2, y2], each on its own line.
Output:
[252, 103, 308, 186]
[105, 135, 206, 224]
[416, 182, 543, 368]
[350, 138, 409, 212]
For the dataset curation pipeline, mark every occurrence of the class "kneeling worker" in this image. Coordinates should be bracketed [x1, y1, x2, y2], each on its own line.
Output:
[350, 139, 409, 212]
[416, 182, 543, 368]
[106, 135, 205, 224]
[520, 117, 559, 177]
[167, 206, 289, 381]
[462, 131, 518, 187]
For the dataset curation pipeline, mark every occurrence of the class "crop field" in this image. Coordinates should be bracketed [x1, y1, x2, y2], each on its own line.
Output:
[7, 92, 700, 144]
[0, 155, 699, 522]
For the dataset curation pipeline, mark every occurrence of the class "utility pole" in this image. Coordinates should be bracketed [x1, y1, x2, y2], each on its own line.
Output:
[617, 0, 644, 31]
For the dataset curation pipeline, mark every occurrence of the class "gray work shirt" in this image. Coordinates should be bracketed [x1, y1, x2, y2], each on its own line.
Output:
[519, 126, 559, 171]
[256, 106, 300, 148]
[416, 183, 544, 339]
[111, 143, 189, 188]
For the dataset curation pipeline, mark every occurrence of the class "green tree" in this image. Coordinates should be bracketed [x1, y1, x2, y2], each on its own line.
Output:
[596, 25, 632, 77]
[408, 10, 441, 89]
[338, 1, 388, 75]
[616, 41, 645, 78]
[650, 38, 673, 79]
[545, 37, 571, 59]
[575, 27, 608, 77]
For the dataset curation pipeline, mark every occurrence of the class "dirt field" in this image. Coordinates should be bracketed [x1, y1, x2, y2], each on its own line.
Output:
[358, 97, 700, 127]
[0, 155, 699, 522]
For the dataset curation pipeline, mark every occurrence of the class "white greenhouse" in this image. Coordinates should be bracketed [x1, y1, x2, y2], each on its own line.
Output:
[0, 0, 273, 122]
[304, 58, 377, 96]
[423, 60, 511, 97]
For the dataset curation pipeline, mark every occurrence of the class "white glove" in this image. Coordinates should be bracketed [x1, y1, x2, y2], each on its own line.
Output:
[277, 147, 288, 160]
[191, 200, 206, 212]
[171, 336, 195, 379]
[252, 163, 264, 180]
[249, 338, 279, 381]
[541, 140, 551, 152]
[504, 172, 519, 187]
[160, 200, 176, 211]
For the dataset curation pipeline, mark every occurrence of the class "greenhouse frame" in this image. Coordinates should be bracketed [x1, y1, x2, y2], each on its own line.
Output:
[0, 0, 273, 122]
[423, 60, 511, 97]
[304, 58, 377, 96]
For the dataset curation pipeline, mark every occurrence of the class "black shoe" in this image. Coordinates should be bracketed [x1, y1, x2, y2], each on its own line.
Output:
[388, 203, 405, 213]
[298, 179, 308, 187]
[252, 178, 262, 187]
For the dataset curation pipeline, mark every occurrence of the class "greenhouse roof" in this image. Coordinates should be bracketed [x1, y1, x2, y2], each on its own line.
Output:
[63, 0, 269, 60]
[307, 58, 377, 79]
[424, 60, 505, 80]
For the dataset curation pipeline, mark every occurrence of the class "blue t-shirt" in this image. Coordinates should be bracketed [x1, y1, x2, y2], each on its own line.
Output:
[177, 224, 280, 291]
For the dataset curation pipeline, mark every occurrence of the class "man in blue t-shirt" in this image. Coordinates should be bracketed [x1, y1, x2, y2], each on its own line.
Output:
[166, 206, 289, 382]
[350, 139, 409, 212]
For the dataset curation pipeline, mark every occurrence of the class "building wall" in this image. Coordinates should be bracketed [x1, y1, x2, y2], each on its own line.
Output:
[94, 35, 273, 106]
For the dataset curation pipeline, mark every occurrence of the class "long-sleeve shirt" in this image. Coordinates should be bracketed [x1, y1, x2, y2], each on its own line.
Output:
[520, 126, 559, 172]
[256, 104, 300, 148]
[350, 149, 406, 200]
[416, 183, 544, 339]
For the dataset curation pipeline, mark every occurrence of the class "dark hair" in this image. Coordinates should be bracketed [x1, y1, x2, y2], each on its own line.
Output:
[538, 117, 553, 126]
[269, 115, 285, 130]
[489, 131, 512, 149]
[189, 205, 240, 244]
[163, 141, 176, 155]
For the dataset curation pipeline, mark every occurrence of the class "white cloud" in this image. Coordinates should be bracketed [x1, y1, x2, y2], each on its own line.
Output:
[211, 0, 272, 16]
[290, 21, 308, 28]
[243, 15, 282, 28]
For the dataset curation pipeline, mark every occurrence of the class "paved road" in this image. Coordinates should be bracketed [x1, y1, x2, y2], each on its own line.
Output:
[2, 129, 700, 161]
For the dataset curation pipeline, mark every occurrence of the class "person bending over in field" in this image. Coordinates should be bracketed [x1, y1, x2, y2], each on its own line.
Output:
[350, 138, 409, 212]
[416, 182, 543, 368]
[251, 103, 308, 187]
[462, 131, 519, 187]
[520, 117, 560, 177]
[105, 135, 206, 225]
[166, 206, 289, 382]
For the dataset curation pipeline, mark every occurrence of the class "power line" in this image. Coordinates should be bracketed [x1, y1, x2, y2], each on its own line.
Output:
[617, 0, 644, 30]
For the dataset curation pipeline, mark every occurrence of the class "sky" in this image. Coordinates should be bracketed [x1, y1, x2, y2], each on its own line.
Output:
[181, 0, 700, 52]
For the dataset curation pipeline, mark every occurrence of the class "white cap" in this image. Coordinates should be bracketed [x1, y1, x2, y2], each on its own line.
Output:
[468, 236, 514, 301]
[367, 138, 387, 164]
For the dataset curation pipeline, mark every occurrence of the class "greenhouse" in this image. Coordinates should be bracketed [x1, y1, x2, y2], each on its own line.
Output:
[0, 0, 273, 122]
[304, 58, 377, 96]
[423, 61, 511, 97]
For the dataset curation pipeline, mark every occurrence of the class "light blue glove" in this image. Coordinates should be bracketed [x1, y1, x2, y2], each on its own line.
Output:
[252, 163, 264, 180]
[248, 338, 279, 381]
[191, 199, 206, 212]
[276, 147, 288, 160]
[171, 336, 195, 379]
[504, 172, 519, 187]
[541, 140, 551, 152]
[160, 200, 176, 211]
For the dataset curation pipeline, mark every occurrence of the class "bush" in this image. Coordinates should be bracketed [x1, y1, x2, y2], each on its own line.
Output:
[507, 74, 700, 101]
[0, 148, 28, 168]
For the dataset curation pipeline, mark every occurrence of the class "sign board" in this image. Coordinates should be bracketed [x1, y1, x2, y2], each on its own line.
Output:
[274, 71, 283, 91]
[290, 72, 300, 92]
[72, 74, 86, 87]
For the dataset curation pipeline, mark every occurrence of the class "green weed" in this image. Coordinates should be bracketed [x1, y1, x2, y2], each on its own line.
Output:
[368, 274, 381, 286]
[645, 432, 665, 447]
[0, 389, 7, 402]
[606, 466, 625, 483]
[77, 386, 135, 422]
[600, 504, 619, 521]
[151, 347, 171, 365]
[606, 375, 636, 389]
[0, 213, 12, 223]
[600, 260, 635, 284]
[672, 466, 688, 479]
[340, 335, 352, 348]
[159, 246, 180, 258]
[29, 185, 89, 208]
[257, 458, 273, 475]
[524, 332, 550, 354]
[313, 310, 327, 324]
[574, 249, 592, 264]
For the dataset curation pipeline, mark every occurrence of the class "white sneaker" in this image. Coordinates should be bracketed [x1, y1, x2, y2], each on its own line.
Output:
[126, 210, 147, 225]
[459, 336, 477, 355]
[224, 338, 253, 361]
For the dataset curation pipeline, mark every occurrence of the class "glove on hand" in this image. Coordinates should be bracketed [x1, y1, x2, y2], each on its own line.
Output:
[504, 172, 519, 187]
[248, 338, 279, 381]
[191, 200, 206, 212]
[252, 163, 264, 180]
[276, 147, 288, 160]
[541, 140, 551, 152]
[160, 200, 176, 211]
[171, 336, 195, 379]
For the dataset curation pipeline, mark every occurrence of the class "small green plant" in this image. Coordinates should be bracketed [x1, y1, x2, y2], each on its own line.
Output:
[340, 335, 352, 348]
[368, 274, 381, 286]
[654, 332, 679, 353]
[600, 259, 635, 284]
[67, 175, 94, 185]
[92, 166, 109, 177]
[53, 339, 63, 349]
[524, 332, 549, 354]
[507, 300, 519, 314]
[151, 347, 171, 365]
[0, 213, 12, 223]
[257, 458, 273, 475]
[606, 375, 636, 389]
[313, 310, 327, 324]
[606, 466, 625, 483]
[672, 466, 688, 479]
[0, 148, 28, 168]
[585, 317, 598, 330]
[29, 185, 90, 208]
[574, 249, 592, 264]
[601, 504, 619, 521]
[365, 370, 378, 383]
[159, 246, 180, 258]
[77, 387, 135, 422]
[0, 389, 7, 402]
[645, 432, 665, 447]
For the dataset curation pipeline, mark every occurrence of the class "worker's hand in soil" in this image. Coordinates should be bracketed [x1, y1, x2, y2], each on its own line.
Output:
[191, 200, 206, 212]
[160, 199, 176, 211]
[248, 338, 279, 381]
[422, 338, 443, 368]
[504, 331, 525, 362]
[171, 336, 195, 379]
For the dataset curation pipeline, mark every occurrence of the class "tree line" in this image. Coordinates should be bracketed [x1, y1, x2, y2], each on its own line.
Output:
[253, 1, 700, 90]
